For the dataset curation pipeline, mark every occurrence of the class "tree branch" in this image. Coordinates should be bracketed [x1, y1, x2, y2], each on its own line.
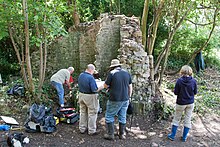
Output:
[167, 7, 219, 75]
[186, 7, 219, 65]
[186, 19, 214, 26]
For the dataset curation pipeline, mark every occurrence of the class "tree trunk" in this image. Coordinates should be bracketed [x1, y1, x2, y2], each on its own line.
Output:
[149, 55, 155, 97]
[146, 0, 165, 55]
[157, 6, 193, 86]
[8, 25, 29, 89]
[158, 31, 175, 86]
[118, 0, 120, 14]
[36, 0, 48, 100]
[73, 0, 80, 26]
[109, 0, 113, 14]
[23, 0, 34, 95]
[145, 0, 165, 98]
[141, 0, 150, 49]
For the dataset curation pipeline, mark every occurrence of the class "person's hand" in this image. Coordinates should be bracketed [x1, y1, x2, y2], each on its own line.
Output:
[99, 85, 104, 90]
[97, 85, 104, 92]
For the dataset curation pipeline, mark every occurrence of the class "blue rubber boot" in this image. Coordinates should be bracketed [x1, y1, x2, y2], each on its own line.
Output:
[182, 126, 190, 142]
[168, 125, 178, 141]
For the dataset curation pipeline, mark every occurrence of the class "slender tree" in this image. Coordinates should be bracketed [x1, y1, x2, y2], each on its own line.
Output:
[23, 0, 35, 94]
[141, 0, 150, 49]
[3, 0, 67, 101]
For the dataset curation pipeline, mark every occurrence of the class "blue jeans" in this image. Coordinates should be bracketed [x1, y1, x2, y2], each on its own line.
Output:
[51, 81, 64, 106]
[105, 100, 129, 124]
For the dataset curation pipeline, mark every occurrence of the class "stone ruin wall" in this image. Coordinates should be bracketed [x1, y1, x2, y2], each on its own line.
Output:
[118, 16, 151, 105]
[32, 14, 152, 110]
[95, 14, 151, 105]
[95, 15, 121, 77]
[32, 21, 100, 78]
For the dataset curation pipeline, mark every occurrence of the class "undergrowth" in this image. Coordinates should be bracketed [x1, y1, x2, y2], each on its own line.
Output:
[194, 74, 220, 115]
[164, 68, 220, 117]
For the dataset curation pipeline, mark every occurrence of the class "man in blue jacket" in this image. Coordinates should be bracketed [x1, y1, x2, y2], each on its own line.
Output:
[78, 64, 101, 135]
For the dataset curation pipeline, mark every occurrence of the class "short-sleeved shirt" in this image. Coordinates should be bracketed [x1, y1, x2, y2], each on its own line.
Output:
[78, 72, 98, 94]
[105, 67, 132, 101]
[50, 69, 70, 84]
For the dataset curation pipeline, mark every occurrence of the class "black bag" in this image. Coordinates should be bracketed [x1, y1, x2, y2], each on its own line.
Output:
[7, 84, 25, 97]
[24, 104, 56, 133]
[127, 102, 133, 115]
[7, 133, 29, 147]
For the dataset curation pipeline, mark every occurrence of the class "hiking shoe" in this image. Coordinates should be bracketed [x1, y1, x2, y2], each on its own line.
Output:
[88, 130, 100, 136]
[79, 129, 88, 134]
[119, 134, 126, 139]
[104, 134, 114, 140]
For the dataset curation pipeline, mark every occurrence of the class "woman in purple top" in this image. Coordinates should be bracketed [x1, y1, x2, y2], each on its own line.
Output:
[168, 65, 197, 142]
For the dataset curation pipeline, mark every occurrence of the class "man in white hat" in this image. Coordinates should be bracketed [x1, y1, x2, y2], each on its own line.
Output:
[50, 67, 74, 108]
[103, 59, 133, 140]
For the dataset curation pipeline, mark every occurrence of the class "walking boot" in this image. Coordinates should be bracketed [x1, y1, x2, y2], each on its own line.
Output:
[168, 125, 178, 141]
[119, 123, 126, 139]
[182, 126, 190, 142]
[104, 123, 114, 140]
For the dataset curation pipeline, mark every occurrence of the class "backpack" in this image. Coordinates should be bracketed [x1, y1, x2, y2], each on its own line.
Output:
[24, 104, 56, 133]
[127, 102, 133, 115]
[7, 84, 25, 97]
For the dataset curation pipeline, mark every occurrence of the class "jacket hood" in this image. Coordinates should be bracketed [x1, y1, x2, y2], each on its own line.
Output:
[180, 76, 194, 86]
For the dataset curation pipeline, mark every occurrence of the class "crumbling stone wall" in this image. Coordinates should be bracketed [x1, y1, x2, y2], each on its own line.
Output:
[95, 14, 151, 101]
[95, 14, 121, 77]
[32, 21, 100, 78]
[118, 16, 150, 102]
[32, 14, 152, 112]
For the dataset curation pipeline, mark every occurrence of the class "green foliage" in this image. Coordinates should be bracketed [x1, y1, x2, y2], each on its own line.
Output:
[153, 100, 174, 120]
[0, 38, 20, 81]
[193, 75, 220, 115]
[166, 82, 175, 90]
[75, 0, 145, 22]
[120, 0, 145, 16]
[0, 83, 28, 115]
[194, 92, 220, 115]
[205, 55, 220, 70]
[163, 22, 220, 71]
[76, 0, 109, 21]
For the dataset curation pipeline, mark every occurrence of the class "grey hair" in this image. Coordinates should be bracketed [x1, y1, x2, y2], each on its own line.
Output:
[68, 67, 74, 72]
[87, 64, 95, 71]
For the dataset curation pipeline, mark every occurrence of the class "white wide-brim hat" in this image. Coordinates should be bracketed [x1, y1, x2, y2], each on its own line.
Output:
[109, 59, 122, 68]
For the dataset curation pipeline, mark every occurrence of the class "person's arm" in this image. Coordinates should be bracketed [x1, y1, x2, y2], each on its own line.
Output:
[65, 80, 71, 90]
[65, 71, 71, 90]
[174, 80, 180, 95]
[97, 73, 111, 92]
[97, 83, 108, 92]
[128, 84, 133, 98]
[128, 73, 132, 98]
